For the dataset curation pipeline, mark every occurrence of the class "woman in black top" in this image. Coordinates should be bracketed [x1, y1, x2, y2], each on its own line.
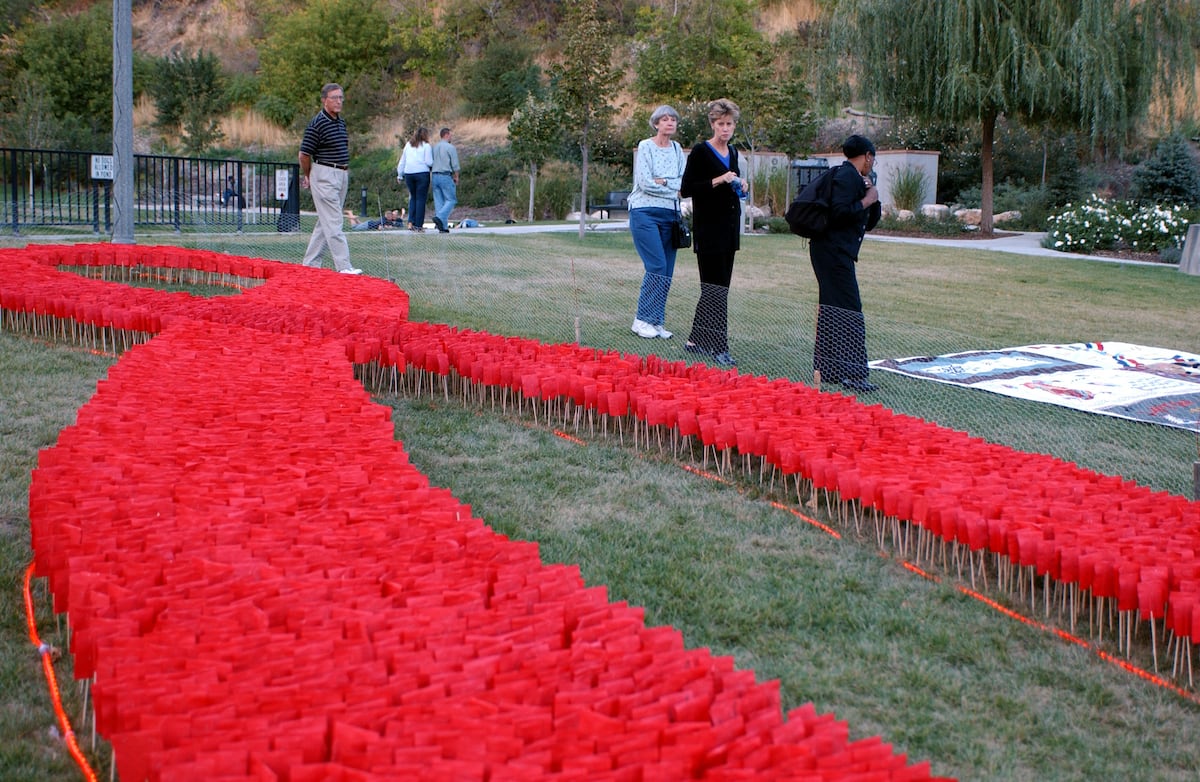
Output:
[680, 98, 745, 367]
[809, 134, 882, 392]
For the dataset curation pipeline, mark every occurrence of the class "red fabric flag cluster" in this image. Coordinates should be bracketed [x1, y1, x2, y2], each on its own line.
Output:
[7, 242, 945, 777]
[6, 241, 1192, 778]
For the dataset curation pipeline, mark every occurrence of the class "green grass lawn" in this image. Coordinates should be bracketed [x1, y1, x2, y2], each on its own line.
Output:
[2, 231, 1199, 780]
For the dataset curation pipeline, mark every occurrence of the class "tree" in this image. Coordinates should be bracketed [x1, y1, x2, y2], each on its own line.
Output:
[633, 0, 770, 106]
[462, 36, 543, 117]
[509, 94, 564, 222]
[550, 0, 620, 238]
[257, 0, 392, 126]
[0, 71, 63, 148]
[15, 4, 114, 149]
[833, 0, 1199, 235]
[767, 31, 827, 161]
[150, 50, 227, 155]
[1130, 133, 1200, 208]
[392, 4, 454, 79]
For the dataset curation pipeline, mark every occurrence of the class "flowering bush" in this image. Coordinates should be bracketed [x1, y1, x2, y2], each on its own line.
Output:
[1044, 195, 1192, 255]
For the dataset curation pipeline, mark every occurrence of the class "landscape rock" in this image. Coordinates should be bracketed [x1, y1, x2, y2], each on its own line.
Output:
[954, 208, 982, 226]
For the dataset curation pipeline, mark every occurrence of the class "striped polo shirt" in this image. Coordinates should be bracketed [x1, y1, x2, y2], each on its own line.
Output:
[300, 110, 349, 168]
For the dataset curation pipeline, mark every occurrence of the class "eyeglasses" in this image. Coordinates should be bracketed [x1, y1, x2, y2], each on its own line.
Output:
[327, 94, 345, 101]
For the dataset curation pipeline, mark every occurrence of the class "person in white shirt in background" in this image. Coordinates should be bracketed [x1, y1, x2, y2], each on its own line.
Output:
[396, 127, 433, 232]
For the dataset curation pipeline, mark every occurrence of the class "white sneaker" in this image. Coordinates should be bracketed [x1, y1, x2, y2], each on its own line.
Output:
[655, 325, 673, 339]
[339, 268, 364, 275]
[631, 319, 658, 339]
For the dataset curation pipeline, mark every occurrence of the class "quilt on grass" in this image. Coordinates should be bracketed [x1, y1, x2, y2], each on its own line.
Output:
[872, 341, 1200, 432]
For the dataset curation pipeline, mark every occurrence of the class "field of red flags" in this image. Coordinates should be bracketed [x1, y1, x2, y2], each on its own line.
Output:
[3, 242, 1196, 779]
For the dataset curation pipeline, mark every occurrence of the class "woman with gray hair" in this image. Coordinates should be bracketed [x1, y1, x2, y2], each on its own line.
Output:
[628, 104, 687, 339]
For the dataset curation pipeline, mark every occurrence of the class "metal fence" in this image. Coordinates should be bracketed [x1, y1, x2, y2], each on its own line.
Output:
[0, 147, 301, 235]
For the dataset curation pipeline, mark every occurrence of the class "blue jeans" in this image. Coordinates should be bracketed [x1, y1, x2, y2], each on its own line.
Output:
[403, 172, 430, 228]
[629, 207, 678, 325]
[432, 172, 457, 227]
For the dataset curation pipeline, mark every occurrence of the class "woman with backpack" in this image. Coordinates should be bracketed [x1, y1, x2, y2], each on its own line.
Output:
[809, 134, 882, 392]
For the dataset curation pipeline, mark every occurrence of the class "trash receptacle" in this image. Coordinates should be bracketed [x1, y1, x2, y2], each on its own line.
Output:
[792, 158, 829, 193]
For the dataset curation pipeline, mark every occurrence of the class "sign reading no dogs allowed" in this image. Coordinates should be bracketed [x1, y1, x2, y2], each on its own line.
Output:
[90, 155, 114, 180]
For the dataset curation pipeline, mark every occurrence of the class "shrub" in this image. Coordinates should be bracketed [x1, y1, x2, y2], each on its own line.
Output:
[460, 150, 519, 208]
[460, 37, 543, 117]
[875, 212, 967, 237]
[750, 168, 789, 217]
[1043, 195, 1193, 254]
[584, 163, 630, 206]
[225, 73, 260, 110]
[889, 166, 928, 211]
[955, 181, 1053, 230]
[506, 160, 579, 220]
[1129, 133, 1200, 209]
[761, 216, 792, 234]
[349, 148, 408, 215]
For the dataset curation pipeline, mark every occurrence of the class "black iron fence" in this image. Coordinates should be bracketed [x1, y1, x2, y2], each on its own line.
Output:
[0, 148, 301, 235]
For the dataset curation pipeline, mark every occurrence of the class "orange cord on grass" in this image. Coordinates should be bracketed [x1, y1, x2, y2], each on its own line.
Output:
[900, 559, 1200, 707]
[679, 444, 1200, 706]
[523, 415, 1200, 706]
[22, 564, 99, 782]
[768, 501, 843, 539]
[552, 429, 587, 446]
[680, 463, 733, 485]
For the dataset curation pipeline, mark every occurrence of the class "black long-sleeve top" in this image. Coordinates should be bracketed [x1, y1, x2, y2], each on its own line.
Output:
[680, 141, 742, 255]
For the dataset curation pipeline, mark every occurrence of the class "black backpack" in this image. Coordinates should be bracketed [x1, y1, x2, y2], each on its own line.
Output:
[785, 168, 834, 239]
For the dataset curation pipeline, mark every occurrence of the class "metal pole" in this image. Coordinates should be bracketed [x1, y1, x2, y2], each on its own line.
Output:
[9, 149, 19, 234]
[111, 0, 135, 244]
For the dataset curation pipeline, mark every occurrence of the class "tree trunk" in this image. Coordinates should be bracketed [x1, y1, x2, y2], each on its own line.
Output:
[527, 163, 537, 223]
[578, 139, 590, 239]
[980, 110, 995, 237]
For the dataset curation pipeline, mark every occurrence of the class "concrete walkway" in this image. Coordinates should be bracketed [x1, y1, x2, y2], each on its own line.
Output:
[451, 220, 1166, 267]
[866, 229, 1165, 266]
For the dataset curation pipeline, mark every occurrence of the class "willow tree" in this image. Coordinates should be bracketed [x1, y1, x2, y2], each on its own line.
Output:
[832, 0, 1199, 235]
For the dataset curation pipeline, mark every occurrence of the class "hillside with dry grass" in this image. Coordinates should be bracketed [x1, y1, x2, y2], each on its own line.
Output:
[126, 0, 823, 152]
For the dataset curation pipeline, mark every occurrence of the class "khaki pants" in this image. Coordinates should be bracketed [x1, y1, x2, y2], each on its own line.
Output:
[302, 163, 352, 271]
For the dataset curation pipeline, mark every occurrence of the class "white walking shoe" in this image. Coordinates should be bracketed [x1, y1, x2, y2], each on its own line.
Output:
[339, 268, 364, 275]
[631, 319, 658, 339]
[655, 325, 673, 339]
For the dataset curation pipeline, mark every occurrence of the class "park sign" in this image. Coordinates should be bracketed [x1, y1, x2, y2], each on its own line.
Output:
[90, 154, 114, 181]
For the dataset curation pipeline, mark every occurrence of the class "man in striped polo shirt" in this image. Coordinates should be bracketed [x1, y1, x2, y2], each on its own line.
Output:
[298, 83, 362, 275]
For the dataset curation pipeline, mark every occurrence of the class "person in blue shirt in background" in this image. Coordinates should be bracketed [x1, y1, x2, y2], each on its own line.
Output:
[430, 127, 461, 233]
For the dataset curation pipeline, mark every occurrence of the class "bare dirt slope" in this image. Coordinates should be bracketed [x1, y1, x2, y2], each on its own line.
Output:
[132, 0, 260, 70]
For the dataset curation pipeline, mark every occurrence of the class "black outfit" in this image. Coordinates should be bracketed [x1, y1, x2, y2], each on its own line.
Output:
[680, 141, 741, 355]
[809, 161, 882, 384]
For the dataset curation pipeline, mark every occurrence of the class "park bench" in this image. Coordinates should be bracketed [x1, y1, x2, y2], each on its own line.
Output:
[588, 190, 631, 218]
